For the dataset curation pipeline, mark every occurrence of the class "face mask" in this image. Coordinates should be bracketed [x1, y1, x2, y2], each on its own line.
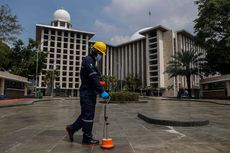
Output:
[95, 54, 102, 62]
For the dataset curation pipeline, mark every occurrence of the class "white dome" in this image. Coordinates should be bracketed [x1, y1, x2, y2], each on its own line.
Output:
[130, 27, 152, 41]
[53, 8, 71, 23]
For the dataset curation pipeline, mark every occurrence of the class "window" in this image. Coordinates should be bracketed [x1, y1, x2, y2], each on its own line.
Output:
[69, 83, 73, 88]
[63, 66, 67, 70]
[51, 30, 55, 35]
[64, 32, 68, 37]
[76, 39, 80, 43]
[60, 21, 65, 27]
[50, 42, 55, 47]
[62, 83, 66, 88]
[57, 43, 61, 47]
[51, 36, 55, 40]
[50, 54, 54, 58]
[58, 31, 62, 36]
[69, 78, 73, 82]
[69, 66, 73, 71]
[70, 44, 74, 49]
[63, 50, 68, 54]
[64, 43, 68, 48]
[62, 72, 67, 76]
[64, 38, 68, 42]
[43, 41, 48, 46]
[49, 59, 54, 63]
[57, 37, 62, 41]
[44, 29, 49, 34]
[70, 50, 74, 54]
[44, 35, 48, 39]
[69, 61, 73, 65]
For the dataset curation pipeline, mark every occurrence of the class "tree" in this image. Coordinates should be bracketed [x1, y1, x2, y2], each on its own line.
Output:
[165, 49, 205, 97]
[124, 74, 141, 92]
[10, 38, 47, 77]
[0, 40, 11, 70]
[194, 0, 230, 74]
[0, 4, 22, 42]
[44, 70, 59, 96]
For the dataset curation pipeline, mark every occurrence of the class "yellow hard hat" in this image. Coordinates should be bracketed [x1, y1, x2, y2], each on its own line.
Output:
[93, 41, 107, 55]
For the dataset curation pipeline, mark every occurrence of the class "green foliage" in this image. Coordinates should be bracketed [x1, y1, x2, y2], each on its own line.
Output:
[124, 74, 141, 92]
[0, 40, 11, 70]
[10, 39, 47, 77]
[0, 4, 22, 42]
[101, 75, 117, 91]
[194, 0, 230, 74]
[110, 91, 139, 101]
[165, 49, 206, 97]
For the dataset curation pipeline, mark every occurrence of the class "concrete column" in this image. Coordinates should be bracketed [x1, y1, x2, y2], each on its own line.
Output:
[0, 78, 5, 95]
[226, 81, 230, 96]
[146, 34, 150, 86]
[24, 83, 28, 96]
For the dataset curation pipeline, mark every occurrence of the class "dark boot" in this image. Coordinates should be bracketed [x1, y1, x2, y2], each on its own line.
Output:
[66, 126, 74, 142]
[82, 137, 99, 145]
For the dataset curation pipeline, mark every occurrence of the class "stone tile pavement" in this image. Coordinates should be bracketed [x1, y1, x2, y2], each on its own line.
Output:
[0, 98, 229, 153]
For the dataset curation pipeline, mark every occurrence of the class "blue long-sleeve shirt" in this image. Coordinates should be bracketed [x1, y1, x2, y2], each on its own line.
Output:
[80, 55, 104, 94]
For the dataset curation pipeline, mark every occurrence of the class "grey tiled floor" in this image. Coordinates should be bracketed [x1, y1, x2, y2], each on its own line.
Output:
[0, 98, 229, 153]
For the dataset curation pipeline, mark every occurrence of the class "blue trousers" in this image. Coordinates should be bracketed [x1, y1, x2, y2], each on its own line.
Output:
[70, 91, 97, 139]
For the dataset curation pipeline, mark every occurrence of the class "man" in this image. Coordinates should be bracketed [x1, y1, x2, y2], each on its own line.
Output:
[66, 41, 109, 145]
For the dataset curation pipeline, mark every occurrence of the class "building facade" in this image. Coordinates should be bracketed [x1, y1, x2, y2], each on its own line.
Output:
[0, 71, 29, 98]
[101, 26, 205, 97]
[36, 9, 205, 97]
[36, 9, 94, 96]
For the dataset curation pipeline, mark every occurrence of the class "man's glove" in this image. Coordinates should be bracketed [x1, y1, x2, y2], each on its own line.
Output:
[101, 91, 109, 100]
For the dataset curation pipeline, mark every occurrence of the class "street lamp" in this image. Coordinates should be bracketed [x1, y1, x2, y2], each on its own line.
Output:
[35, 40, 50, 97]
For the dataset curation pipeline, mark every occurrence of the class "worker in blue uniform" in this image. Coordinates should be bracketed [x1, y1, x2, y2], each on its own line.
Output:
[66, 41, 109, 145]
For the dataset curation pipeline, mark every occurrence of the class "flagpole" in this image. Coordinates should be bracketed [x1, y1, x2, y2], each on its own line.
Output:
[148, 10, 151, 26]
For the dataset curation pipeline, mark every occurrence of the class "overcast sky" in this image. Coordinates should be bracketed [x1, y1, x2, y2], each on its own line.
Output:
[1, 0, 198, 45]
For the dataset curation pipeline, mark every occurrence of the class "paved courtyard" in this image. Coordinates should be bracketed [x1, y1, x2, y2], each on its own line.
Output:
[0, 98, 230, 153]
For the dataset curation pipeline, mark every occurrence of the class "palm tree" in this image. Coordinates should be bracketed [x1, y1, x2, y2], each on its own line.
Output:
[44, 69, 58, 96]
[165, 49, 205, 97]
[124, 74, 141, 92]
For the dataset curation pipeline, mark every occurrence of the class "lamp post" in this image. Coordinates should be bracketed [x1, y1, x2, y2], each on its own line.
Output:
[35, 40, 50, 97]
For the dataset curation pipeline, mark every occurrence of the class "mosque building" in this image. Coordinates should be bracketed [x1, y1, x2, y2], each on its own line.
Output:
[36, 8, 205, 97]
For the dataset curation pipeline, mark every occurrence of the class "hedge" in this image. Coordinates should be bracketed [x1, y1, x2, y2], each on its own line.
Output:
[110, 91, 139, 101]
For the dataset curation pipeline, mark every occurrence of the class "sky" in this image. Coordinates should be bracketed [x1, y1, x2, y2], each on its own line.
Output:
[1, 0, 198, 45]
